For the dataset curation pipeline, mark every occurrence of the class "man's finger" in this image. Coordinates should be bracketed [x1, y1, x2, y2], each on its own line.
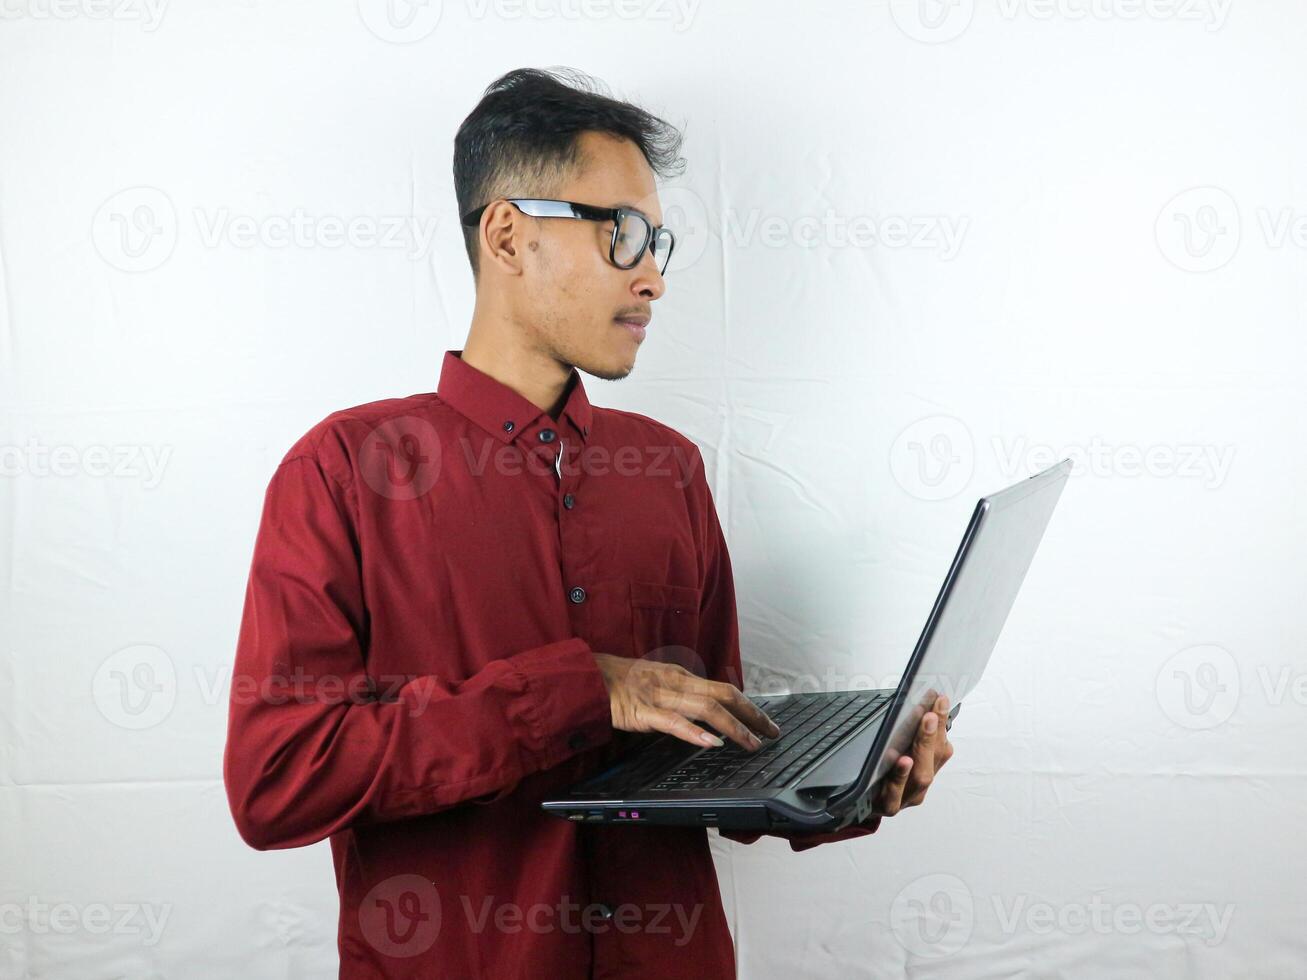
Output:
[875, 755, 913, 817]
[719, 684, 782, 738]
[935, 701, 956, 771]
[934, 695, 954, 766]
[901, 708, 940, 806]
[639, 705, 725, 750]
[672, 676, 780, 739]
[653, 688, 761, 751]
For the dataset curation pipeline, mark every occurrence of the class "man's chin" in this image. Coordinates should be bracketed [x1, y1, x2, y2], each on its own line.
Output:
[574, 353, 636, 382]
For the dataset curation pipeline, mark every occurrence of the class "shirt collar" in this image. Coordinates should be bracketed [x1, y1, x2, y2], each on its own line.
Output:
[436, 349, 593, 445]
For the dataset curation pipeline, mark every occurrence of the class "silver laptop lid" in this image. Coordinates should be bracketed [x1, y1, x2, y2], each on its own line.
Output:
[826, 458, 1072, 810]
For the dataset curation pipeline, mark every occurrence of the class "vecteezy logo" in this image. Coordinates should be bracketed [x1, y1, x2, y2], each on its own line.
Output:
[91, 186, 178, 273]
[92, 644, 178, 730]
[889, 0, 976, 44]
[359, 874, 442, 957]
[1155, 186, 1241, 273]
[357, 0, 443, 43]
[359, 415, 443, 501]
[1155, 643, 1240, 730]
[889, 415, 975, 501]
[889, 873, 975, 958]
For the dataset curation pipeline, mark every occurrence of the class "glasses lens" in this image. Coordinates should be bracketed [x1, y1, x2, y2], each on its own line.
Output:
[613, 211, 651, 269]
[651, 228, 675, 275]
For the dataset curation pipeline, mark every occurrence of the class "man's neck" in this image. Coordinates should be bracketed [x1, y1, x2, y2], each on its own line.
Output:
[461, 319, 573, 420]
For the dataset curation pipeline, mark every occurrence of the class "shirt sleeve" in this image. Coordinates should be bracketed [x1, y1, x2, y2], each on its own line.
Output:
[223, 451, 614, 851]
[686, 445, 879, 852]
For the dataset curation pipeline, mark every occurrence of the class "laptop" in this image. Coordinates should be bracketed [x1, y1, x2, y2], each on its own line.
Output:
[542, 458, 1072, 834]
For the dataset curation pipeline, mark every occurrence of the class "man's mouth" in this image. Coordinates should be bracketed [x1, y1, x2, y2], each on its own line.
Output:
[615, 315, 649, 341]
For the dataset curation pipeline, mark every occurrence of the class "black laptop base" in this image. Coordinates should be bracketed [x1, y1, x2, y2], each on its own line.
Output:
[540, 690, 900, 833]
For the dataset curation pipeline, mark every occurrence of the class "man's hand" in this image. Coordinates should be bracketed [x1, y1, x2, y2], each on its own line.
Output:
[869, 693, 955, 820]
[592, 654, 780, 751]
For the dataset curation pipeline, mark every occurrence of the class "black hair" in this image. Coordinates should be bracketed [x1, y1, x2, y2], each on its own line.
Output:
[453, 67, 686, 278]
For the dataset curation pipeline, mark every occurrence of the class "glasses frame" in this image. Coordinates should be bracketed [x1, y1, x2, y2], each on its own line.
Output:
[460, 198, 676, 275]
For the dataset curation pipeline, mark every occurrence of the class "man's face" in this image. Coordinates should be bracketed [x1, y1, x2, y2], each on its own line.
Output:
[510, 130, 667, 381]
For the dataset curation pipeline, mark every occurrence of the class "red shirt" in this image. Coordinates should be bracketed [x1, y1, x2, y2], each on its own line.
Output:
[224, 349, 875, 979]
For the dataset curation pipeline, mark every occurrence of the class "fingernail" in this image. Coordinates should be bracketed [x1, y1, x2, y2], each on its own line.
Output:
[925, 715, 938, 734]
[749, 732, 762, 749]
[700, 732, 724, 747]
[765, 715, 781, 736]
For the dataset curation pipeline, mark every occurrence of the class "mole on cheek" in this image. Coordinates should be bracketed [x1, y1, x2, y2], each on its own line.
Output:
[528, 240, 539, 252]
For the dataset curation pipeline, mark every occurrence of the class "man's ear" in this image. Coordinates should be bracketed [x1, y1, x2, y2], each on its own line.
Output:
[478, 200, 527, 276]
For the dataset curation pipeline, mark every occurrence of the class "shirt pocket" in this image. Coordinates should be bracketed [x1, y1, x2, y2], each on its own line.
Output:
[629, 580, 703, 667]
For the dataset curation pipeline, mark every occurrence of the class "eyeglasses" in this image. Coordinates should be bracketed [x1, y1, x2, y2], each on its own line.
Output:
[460, 198, 676, 275]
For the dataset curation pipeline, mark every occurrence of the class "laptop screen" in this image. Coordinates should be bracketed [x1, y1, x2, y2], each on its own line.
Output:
[858, 460, 1071, 794]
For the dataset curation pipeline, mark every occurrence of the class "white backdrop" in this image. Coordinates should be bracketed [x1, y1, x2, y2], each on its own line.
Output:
[2, 1, 1303, 977]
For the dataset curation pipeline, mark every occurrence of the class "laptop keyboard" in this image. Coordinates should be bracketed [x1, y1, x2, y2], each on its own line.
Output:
[648, 690, 891, 792]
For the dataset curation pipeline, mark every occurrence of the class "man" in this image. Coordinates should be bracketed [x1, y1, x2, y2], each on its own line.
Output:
[224, 66, 953, 979]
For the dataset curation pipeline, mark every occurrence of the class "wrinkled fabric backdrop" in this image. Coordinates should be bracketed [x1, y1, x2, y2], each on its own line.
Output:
[1, 1, 1301, 977]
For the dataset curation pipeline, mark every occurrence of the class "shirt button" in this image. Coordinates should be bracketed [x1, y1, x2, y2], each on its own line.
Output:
[569, 586, 586, 604]
[568, 731, 588, 751]
[563, 493, 575, 509]
[596, 902, 615, 920]
[503, 420, 515, 433]
[539, 428, 557, 443]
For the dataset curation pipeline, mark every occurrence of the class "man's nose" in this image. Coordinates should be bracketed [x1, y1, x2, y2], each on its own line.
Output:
[631, 255, 665, 300]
